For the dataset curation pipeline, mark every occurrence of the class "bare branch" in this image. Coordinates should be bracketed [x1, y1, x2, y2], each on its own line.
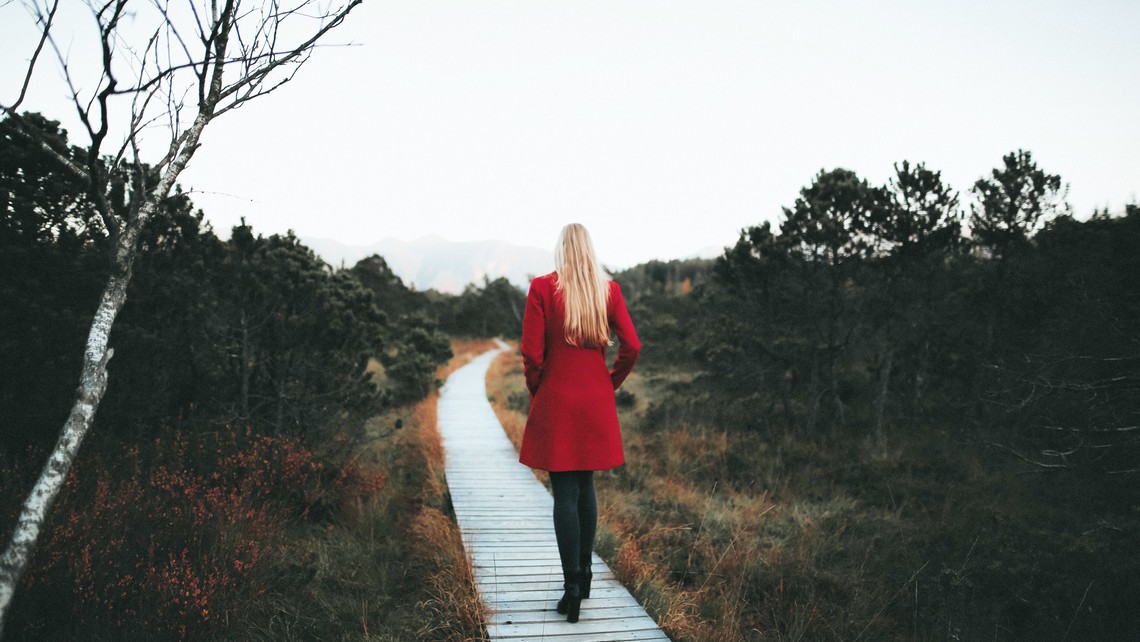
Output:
[217, 0, 362, 109]
[0, 0, 59, 113]
[985, 441, 1071, 470]
[149, 0, 196, 74]
[102, 42, 355, 99]
[1043, 424, 1139, 433]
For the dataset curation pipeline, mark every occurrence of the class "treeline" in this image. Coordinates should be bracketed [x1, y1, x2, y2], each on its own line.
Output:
[354, 254, 526, 341]
[617, 152, 1139, 477]
[1, 113, 529, 457]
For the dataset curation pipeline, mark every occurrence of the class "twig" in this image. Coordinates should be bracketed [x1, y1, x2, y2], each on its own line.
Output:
[0, 0, 58, 112]
[1061, 580, 1094, 642]
[853, 561, 929, 641]
[985, 441, 1070, 469]
[957, 535, 979, 576]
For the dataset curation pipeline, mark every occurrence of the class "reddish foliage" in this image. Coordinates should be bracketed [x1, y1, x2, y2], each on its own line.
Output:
[1, 424, 384, 640]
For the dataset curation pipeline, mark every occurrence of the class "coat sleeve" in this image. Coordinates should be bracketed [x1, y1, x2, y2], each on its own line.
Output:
[520, 279, 546, 396]
[608, 281, 641, 390]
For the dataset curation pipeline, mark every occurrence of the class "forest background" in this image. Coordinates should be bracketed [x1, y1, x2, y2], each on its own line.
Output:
[2, 105, 1137, 640]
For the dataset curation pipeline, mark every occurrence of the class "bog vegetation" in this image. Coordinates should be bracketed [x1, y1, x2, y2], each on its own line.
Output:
[489, 156, 1139, 640]
[3, 106, 1138, 641]
[0, 113, 496, 640]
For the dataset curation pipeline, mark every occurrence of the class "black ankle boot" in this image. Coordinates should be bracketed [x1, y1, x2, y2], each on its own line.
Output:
[580, 568, 592, 599]
[556, 573, 583, 622]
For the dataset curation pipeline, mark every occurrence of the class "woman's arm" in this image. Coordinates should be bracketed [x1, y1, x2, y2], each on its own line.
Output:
[608, 281, 641, 390]
[520, 279, 546, 396]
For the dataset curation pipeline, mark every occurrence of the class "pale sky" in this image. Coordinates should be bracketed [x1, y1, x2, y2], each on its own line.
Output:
[3, 0, 1138, 268]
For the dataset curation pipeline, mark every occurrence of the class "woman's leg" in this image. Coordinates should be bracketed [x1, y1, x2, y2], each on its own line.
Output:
[549, 471, 582, 582]
[576, 471, 597, 574]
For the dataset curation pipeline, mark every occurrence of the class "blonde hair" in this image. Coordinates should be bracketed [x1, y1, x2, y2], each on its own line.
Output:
[554, 223, 612, 348]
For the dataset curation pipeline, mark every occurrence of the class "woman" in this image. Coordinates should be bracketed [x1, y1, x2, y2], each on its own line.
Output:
[518, 223, 641, 623]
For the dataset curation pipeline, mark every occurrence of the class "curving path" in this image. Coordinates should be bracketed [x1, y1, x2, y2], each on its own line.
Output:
[437, 341, 670, 642]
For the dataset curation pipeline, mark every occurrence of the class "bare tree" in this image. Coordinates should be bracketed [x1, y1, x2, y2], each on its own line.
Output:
[0, 0, 363, 634]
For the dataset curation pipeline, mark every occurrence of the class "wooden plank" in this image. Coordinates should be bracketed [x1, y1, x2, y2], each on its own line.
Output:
[474, 577, 615, 592]
[467, 540, 558, 547]
[488, 614, 662, 638]
[470, 551, 561, 558]
[474, 566, 612, 579]
[490, 605, 654, 625]
[480, 579, 627, 598]
[466, 543, 559, 551]
[451, 498, 549, 503]
[470, 551, 567, 560]
[480, 586, 632, 603]
[486, 595, 643, 614]
[473, 560, 609, 571]
[452, 501, 549, 508]
[498, 631, 671, 642]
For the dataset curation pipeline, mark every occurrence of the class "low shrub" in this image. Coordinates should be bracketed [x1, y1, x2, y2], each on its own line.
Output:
[2, 425, 384, 641]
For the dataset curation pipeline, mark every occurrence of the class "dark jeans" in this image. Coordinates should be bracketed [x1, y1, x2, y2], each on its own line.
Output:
[549, 470, 597, 583]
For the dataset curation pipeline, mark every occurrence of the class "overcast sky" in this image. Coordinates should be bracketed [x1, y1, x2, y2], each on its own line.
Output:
[3, 0, 1138, 268]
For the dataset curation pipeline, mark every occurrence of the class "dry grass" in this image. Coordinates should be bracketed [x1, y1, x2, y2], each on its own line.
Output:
[366, 356, 385, 381]
[208, 340, 492, 641]
[482, 351, 926, 641]
[482, 347, 929, 640]
[481, 346, 734, 638]
[483, 354, 1124, 640]
[410, 505, 486, 642]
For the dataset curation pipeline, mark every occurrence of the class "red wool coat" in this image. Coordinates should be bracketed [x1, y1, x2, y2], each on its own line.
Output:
[518, 272, 641, 472]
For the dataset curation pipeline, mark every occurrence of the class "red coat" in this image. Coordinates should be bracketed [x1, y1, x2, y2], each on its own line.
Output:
[518, 272, 641, 472]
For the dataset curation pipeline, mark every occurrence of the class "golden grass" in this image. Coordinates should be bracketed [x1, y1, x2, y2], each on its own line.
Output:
[480, 345, 733, 638]
[410, 506, 486, 642]
[478, 344, 905, 640]
[218, 341, 493, 641]
[481, 353, 886, 641]
[366, 356, 385, 381]
[236, 337, 1101, 640]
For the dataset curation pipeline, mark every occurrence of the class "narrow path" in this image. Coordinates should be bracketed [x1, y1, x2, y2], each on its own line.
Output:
[438, 341, 670, 642]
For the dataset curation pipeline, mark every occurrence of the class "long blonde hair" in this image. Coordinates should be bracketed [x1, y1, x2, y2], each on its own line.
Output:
[554, 223, 612, 348]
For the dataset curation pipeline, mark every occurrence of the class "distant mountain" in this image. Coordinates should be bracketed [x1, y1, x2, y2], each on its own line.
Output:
[687, 244, 730, 260]
[303, 235, 553, 294]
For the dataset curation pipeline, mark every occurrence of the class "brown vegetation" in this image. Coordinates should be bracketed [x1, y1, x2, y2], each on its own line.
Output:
[485, 347, 1113, 641]
[0, 341, 489, 641]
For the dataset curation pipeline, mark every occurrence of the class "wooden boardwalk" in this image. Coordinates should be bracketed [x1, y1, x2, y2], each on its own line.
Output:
[438, 342, 670, 642]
